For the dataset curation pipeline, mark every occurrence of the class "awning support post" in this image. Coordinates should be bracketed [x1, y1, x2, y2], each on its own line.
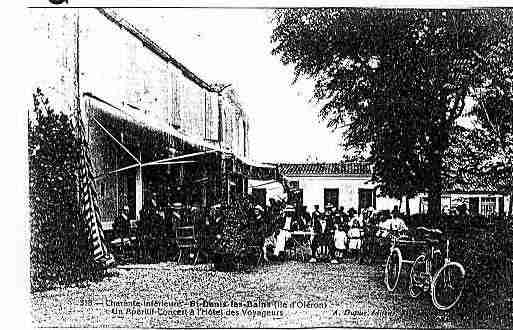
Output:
[135, 150, 143, 221]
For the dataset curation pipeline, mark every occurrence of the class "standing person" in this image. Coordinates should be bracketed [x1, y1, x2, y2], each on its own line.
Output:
[347, 221, 363, 262]
[324, 203, 335, 225]
[274, 205, 294, 259]
[248, 205, 267, 247]
[362, 206, 375, 226]
[138, 196, 157, 262]
[148, 193, 166, 261]
[299, 206, 312, 230]
[170, 202, 185, 227]
[333, 223, 348, 262]
[312, 205, 322, 223]
[113, 205, 131, 244]
[204, 203, 222, 253]
[310, 213, 337, 263]
[162, 199, 177, 260]
[339, 206, 349, 224]
[348, 208, 363, 228]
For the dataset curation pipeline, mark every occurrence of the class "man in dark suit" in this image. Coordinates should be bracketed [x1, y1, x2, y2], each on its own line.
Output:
[309, 212, 337, 263]
[312, 204, 322, 223]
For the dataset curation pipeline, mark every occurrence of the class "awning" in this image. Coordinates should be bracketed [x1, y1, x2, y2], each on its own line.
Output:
[84, 93, 282, 181]
[84, 92, 222, 154]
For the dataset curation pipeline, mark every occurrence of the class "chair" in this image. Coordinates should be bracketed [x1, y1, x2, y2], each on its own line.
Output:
[175, 225, 207, 265]
[245, 245, 263, 266]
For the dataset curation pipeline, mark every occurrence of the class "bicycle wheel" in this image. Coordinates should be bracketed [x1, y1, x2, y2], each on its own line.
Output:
[385, 248, 402, 292]
[431, 261, 466, 311]
[409, 254, 427, 298]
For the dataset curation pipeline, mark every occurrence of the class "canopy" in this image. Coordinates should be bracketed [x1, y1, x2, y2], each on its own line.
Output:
[84, 92, 281, 181]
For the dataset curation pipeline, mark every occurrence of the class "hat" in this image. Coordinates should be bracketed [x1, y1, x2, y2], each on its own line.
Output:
[285, 205, 295, 212]
[254, 205, 264, 212]
[171, 202, 183, 209]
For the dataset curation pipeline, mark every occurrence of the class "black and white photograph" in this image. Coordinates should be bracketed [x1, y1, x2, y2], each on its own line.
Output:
[21, 1, 513, 328]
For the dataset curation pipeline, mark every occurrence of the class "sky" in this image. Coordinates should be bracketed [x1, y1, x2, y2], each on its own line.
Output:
[118, 8, 343, 163]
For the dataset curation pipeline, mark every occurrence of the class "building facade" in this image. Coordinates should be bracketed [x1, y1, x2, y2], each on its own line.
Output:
[253, 162, 511, 216]
[274, 162, 402, 213]
[30, 8, 272, 230]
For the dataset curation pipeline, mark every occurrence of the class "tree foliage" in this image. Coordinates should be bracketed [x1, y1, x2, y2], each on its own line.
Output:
[271, 9, 513, 215]
[29, 88, 98, 291]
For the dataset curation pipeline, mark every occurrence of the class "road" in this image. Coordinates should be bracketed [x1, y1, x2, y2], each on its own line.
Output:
[31, 260, 503, 328]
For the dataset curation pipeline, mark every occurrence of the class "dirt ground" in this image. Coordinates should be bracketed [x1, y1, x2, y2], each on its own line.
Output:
[31, 260, 510, 328]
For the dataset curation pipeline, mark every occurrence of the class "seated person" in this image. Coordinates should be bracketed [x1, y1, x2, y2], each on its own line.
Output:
[377, 208, 408, 238]
[262, 228, 280, 262]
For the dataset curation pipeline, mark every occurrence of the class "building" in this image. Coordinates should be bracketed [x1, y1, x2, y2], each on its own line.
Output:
[250, 161, 511, 216]
[30, 8, 278, 230]
[274, 162, 400, 213]
[423, 175, 512, 216]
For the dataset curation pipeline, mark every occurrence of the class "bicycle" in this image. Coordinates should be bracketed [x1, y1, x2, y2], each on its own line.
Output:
[384, 230, 411, 292]
[409, 227, 466, 311]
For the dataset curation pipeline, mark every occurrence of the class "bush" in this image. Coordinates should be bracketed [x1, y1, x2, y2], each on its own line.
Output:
[403, 213, 512, 320]
[29, 89, 100, 291]
[212, 196, 257, 271]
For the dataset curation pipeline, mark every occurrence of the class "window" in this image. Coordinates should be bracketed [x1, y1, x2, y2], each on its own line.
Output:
[480, 197, 496, 216]
[358, 188, 375, 212]
[169, 69, 181, 128]
[324, 188, 339, 210]
[204, 92, 219, 141]
[469, 197, 479, 214]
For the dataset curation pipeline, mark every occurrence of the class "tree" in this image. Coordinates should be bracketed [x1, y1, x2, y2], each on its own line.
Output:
[29, 88, 95, 291]
[271, 9, 513, 216]
[471, 42, 513, 214]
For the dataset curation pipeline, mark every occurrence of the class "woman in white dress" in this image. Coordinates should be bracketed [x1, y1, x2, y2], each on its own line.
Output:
[347, 221, 363, 261]
[333, 223, 347, 261]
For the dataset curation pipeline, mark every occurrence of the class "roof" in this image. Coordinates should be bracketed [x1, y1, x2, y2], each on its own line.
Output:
[444, 173, 511, 194]
[97, 9, 218, 93]
[277, 162, 372, 177]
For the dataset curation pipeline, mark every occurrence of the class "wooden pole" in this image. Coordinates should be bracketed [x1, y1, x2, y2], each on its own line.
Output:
[135, 150, 143, 220]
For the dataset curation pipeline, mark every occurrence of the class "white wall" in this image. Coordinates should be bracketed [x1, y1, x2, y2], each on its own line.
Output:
[287, 176, 401, 213]
[30, 9, 80, 118]
[251, 175, 511, 216]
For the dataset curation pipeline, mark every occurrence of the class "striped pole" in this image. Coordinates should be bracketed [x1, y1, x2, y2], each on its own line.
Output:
[77, 107, 114, 267]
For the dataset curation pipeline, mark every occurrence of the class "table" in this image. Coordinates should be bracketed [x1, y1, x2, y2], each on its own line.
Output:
[287, 231, 316, 261]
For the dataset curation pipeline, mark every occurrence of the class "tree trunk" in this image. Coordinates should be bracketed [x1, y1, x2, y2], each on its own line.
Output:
[509, 192, 513, 216]
[428, 149, 443, 220]
[405, 196, 410, 216]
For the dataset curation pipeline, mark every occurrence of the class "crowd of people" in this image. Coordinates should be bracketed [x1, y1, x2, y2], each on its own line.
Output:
[110, 192, 409, 265]
[258, 202, 408, 264]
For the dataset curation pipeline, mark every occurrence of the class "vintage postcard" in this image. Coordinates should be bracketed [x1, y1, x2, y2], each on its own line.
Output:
[25, 1, 512, 329]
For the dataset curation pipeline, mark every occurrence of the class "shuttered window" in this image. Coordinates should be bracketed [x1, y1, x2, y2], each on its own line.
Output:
[204, 91, 219, 141]
[169, 69, 181, 128]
